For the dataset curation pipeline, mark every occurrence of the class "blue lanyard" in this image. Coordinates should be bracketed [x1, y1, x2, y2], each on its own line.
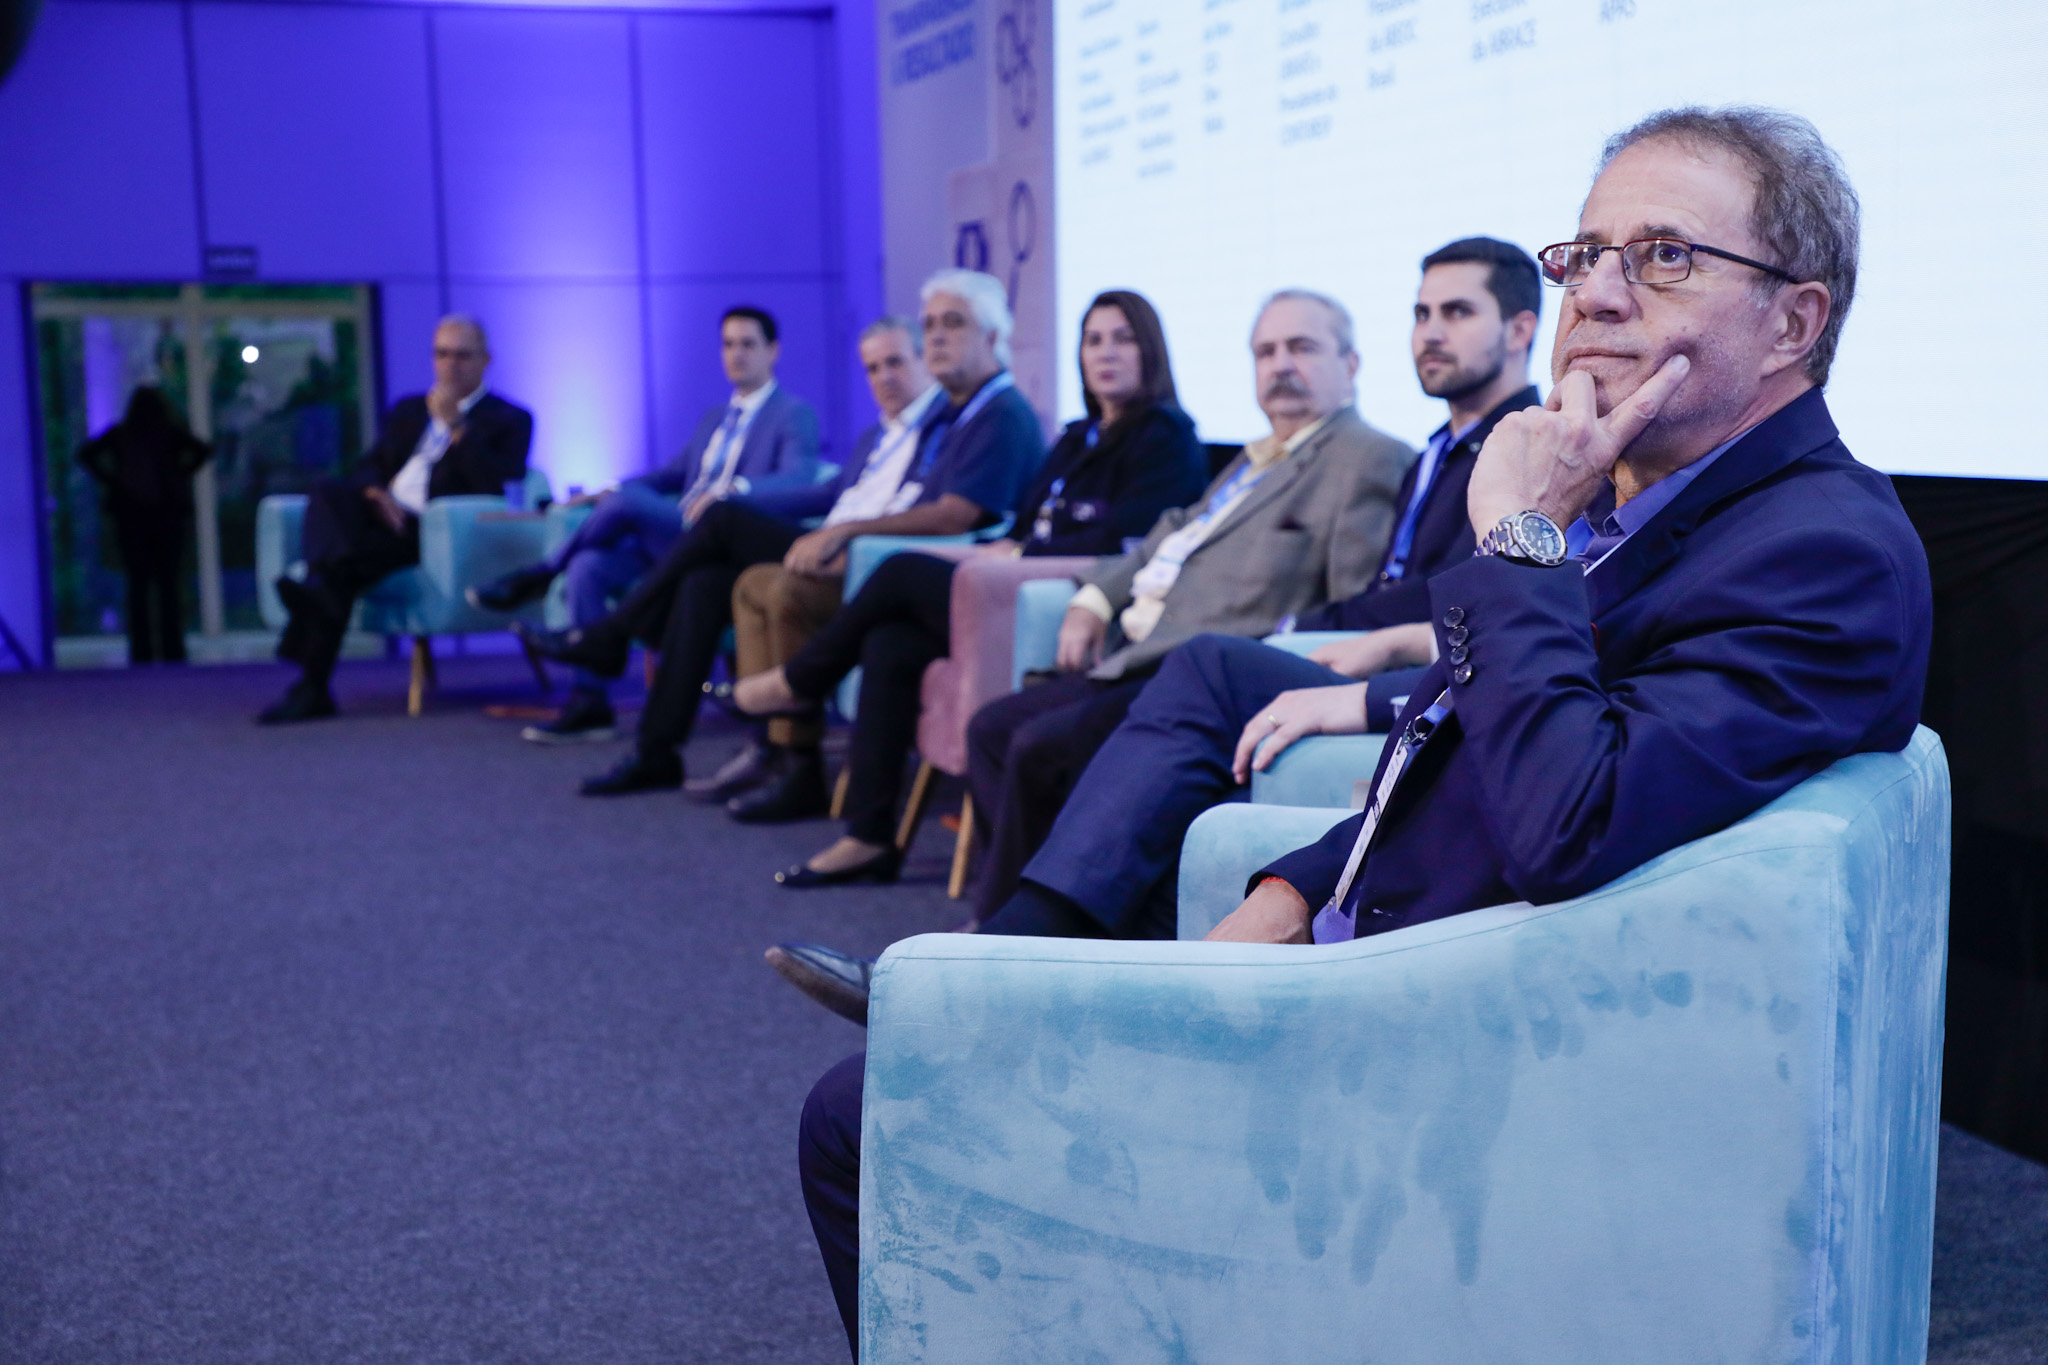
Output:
[1381, 423, 1463, 582]
[912, 372, 1015, 485]
[1311, 688, 1453, 942]
[1028, 421, 1098, 543]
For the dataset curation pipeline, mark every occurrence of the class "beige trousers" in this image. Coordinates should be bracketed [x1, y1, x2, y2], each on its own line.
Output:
[732, 563, 843, 747]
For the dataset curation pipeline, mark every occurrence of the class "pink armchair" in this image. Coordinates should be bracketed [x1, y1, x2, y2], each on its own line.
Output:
[892, 553, 1095, 896]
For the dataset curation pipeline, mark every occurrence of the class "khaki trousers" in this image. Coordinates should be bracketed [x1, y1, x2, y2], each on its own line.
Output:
[732, 563, 844, 746]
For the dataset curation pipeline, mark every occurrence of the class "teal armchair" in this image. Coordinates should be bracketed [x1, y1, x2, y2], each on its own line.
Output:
[858, 728, 1951, 1364]
[831, 521, 1012, 724]
[256, 467, 554, 714]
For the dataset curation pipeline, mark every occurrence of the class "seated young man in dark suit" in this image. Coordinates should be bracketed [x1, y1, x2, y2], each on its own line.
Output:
[788, 106, 1933, 1354]
[766, 237, 1544, 1016]
[259, 315, 533, 724]
[467, 305, 821, 741]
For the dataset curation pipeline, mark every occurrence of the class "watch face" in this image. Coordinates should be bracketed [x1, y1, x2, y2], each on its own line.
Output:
[1515, 511, 1567, 563]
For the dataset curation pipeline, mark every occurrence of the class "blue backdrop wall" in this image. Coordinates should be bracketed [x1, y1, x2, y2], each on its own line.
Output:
[0, 0, 881, 665]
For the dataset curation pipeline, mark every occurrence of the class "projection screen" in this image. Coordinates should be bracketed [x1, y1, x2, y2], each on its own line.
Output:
[1054, 0, 2048, 477]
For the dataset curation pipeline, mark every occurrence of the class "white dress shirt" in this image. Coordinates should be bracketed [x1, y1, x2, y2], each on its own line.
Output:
[1069, 413, 1333, 643]
[823, 384, 944, 528]
[687, 379, 779, 508]
[388, 385, 488, 515]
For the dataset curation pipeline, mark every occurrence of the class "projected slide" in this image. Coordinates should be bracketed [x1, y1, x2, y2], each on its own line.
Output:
[1055, 0, 2048, 478]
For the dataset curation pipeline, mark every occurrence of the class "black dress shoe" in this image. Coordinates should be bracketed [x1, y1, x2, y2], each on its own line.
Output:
[578, 749, 683, 796]
[515, 620, 629, 679]
[683, 739, 776, 801]
[764, 943, 876, 1025]
[521, 689, 617, 744]
[467, 562, 557, 612]
[726, 746, 830, 823]
[773, 847, 902, 888]
[256, 682, 339, 725]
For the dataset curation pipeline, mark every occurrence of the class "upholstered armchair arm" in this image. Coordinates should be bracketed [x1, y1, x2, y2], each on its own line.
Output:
[947, 556, 1095, 717]
[860, 730, 1949, 1365]
[1012, 577, 1078, 687]
[415, 496, 555, 633]
[1174, 802, 1353, 938]
[255, 494, 309, 631]
[843, 534, 977, 599]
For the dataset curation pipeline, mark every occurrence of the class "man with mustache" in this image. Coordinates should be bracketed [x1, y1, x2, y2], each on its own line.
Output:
[766, 238, 1545, 1015]
[944, 289, 1413, 938]
[788, 107, 1930, 1355]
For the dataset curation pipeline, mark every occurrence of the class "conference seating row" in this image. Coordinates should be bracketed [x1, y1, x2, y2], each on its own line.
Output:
[254, 482, 1950, 1361]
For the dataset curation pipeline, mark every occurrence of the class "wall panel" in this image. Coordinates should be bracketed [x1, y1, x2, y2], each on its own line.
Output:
[0, 1, 199, 277]
[638, 13, 829, 279]
[0, 0, 855, 654]
[452, 282, 644, 497]
[190, 4, 440, 280]
[434, 10, 640, 281]
[376, 280, 448, 414]
[646, 279, 834, 472]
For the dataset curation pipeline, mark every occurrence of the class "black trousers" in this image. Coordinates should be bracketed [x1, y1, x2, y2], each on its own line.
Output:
[112, 506, 188, 664]
[797, 877, 1090, 1360]
[607, 499, 800, 754]
[286, 478, 420, 689]
[783, 552, 959, 845]
[964, 669, 1152, 922]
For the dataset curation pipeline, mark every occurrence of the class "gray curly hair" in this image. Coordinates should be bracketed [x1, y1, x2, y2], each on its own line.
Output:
[1601, 106, 1859, 385]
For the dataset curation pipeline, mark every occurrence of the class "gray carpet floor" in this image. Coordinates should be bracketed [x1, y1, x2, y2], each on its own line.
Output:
[0, 656, 2043, 1363]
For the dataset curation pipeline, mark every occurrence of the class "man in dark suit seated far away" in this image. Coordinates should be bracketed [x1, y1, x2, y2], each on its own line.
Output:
[787, 105, 1934, 1353]
[259, 314, 533, 724]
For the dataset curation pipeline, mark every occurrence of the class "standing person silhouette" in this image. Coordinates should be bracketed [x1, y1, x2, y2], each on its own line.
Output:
[76, 386, 212, 665]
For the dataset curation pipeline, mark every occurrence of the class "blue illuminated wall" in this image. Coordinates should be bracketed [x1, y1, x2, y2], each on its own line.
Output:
[0, 0, 881, 665]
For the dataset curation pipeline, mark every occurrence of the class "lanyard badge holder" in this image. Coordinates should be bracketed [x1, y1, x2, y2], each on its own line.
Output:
[1032, 421, 1097, 544]
[1309, 689, 1452, 944]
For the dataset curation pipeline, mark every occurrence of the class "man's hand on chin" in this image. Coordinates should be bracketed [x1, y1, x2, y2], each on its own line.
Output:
[1466, 355, 1690, 533]
[426, 385, 462, 428]
[1204, 878, 1314, 944]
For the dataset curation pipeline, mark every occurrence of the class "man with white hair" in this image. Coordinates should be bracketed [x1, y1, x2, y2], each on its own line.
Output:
[703, 268, 1047, 818]
[259, 314, 533, 724]
[524, 272, 1041, 799]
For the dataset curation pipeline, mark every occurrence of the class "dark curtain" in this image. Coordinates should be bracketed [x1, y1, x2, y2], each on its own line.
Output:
[1895, 474, 2048, 1165]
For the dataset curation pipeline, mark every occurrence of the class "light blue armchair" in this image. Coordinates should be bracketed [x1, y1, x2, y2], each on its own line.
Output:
[831, 523, 1010, 724]
[859, 727, 1950, 1363]
[256, 467, 554, 715]
[1010, 609, 1392, 808]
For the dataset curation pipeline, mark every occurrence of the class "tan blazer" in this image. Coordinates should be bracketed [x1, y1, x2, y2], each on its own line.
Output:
[1083, 405, 1414, 679]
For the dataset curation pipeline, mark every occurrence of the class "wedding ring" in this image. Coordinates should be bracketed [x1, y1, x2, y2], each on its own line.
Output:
[1266, 713, 1282, 727]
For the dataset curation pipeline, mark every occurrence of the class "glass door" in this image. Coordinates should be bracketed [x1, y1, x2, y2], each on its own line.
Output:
[29, 284, 379, 662]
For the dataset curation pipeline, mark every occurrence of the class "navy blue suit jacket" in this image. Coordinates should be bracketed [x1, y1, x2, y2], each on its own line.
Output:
[1260, 388, 1931, 935]
[1296, 385, 1541, 633]
[637, 385, 820, 501]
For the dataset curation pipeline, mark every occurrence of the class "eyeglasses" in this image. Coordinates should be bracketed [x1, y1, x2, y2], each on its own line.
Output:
[1538, 238, 1797, 288]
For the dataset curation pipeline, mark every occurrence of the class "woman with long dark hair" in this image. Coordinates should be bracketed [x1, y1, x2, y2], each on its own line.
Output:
[729, 289, 1209, 886]
[76, 386, 212, 665]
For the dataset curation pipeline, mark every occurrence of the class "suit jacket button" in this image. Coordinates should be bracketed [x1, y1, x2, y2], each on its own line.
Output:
[1452, 662, 1473, 684]
[1443, 606, 1465, 628]
[1448, 644, 1469, 664]
[1447, 625, 1469, 646]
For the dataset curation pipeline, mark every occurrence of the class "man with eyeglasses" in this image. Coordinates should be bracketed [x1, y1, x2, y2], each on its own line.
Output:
[788, 106, 1932, 1357]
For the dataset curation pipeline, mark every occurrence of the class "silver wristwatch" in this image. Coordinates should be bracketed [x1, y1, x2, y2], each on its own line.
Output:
[1477, 509, 1568, 566]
